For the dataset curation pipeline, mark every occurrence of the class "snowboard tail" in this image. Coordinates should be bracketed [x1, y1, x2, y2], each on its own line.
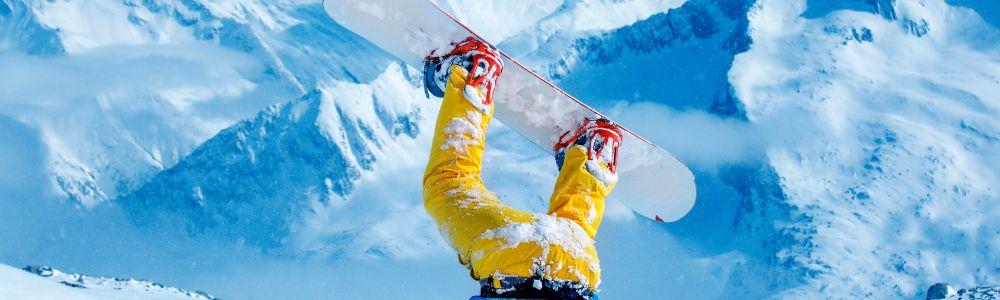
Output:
[323, 0, 697, 222]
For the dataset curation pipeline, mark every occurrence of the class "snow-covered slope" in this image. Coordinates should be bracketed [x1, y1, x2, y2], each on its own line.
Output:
[0, 0, 392, 207]
[0, 264, 214, 300]
[732, 0, 1000, 297]
[121, 63, 433, 253]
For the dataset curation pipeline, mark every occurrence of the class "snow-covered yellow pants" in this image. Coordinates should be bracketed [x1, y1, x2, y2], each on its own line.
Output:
[422, 66, 614, 290]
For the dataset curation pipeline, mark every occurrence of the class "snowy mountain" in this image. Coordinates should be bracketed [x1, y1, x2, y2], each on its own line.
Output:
[1, 264, 215, 300]
[121, 63, 432, 253]
[1, 0, 998, 299]
[732, 1, 999, 297]
[0, 0, 392, 207]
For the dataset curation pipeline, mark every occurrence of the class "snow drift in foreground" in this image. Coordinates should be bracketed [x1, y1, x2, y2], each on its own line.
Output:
[0, 264, 214, 300]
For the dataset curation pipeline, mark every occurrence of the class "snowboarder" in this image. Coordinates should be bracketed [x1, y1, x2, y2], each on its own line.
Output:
[422, 37, 622, 300]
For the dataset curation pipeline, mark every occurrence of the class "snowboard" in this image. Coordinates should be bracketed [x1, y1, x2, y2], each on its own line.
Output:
[323, 0, 696, 222]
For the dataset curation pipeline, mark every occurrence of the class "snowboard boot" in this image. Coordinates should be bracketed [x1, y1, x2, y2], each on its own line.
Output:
[553, 118, 623, 185]
[424, 36, 505, 112]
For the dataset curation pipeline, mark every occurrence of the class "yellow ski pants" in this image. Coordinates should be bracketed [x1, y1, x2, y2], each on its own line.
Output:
[422, 66, 614, 290]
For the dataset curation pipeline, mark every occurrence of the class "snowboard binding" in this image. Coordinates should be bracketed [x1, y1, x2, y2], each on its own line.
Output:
[424, 37, 505, 112]
[554, 118, 623, 183]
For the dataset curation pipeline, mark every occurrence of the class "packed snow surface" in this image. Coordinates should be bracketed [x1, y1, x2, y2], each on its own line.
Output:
[0, 264, 214, 300]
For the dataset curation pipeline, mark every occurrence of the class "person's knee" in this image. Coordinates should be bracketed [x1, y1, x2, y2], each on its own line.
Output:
[423, 169, 457, 196]
[423, 170, 484, 203]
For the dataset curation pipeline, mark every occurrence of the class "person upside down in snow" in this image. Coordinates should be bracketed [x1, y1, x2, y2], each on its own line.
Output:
[422, 37, 623, 300]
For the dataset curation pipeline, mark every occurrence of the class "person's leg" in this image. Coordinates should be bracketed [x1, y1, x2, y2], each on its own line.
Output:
[547, 145, 615, 238]
[422, 65, 536, 280]
[539, 119, 623, 292]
